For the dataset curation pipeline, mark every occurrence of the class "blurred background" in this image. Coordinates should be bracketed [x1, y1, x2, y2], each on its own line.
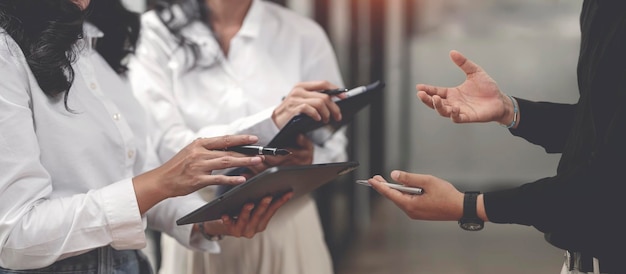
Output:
[124, 0, 583, 273]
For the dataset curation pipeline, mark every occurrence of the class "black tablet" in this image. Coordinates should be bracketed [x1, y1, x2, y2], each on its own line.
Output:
[176, 161, 359, 225]
[267, 80, 385, 147]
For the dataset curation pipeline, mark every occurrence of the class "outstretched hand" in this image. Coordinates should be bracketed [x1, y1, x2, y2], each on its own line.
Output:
[416, 50, 514, 125]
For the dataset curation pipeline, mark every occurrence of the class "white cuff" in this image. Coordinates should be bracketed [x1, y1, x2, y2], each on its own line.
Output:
[98, 178, 146, 250]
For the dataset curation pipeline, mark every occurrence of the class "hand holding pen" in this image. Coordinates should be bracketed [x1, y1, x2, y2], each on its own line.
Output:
[272, 81, 344, 129]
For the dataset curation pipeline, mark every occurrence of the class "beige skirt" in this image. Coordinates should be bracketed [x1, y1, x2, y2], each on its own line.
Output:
[159, 194, 333, 274]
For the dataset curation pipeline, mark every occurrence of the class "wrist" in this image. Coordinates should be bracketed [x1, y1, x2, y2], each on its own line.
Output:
[132, 171, 170, 214]
[477, 194, 488, 222]
[197, 222, 224, 241]
[499, 94, 518, 129]
[458, 191, 485, 231]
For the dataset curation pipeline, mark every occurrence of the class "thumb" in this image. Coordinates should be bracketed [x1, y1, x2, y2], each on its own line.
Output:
[390, 170, 432, 188]
[449, 50, 481, 76]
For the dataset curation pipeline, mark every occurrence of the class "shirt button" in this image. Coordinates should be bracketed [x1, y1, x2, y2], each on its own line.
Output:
[127, 150, 135, 159]
[90, 82, 97, 90]
[113, 113, 121, 121]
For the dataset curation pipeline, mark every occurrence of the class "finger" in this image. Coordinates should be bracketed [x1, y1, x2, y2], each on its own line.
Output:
[369, 177, 412, 207]
[208, 150, 264, 159]
[194, 174, 247, 186]
[199, 135, 258, 151]
[301, 98, 332, 123]
[288, 86, 330, 100]
[257, 192, 293, 231]
[222, 215, 233, 227]
[416, 84, 448, 97]
[450, 105, 465, 123]
[244, 196, 273, 237]
[204, 155, 263, 170]
[416, 90, 435, 109]
[294, 80, 338, 91]
[326, 99, 342, 122]
[292, 103, 322, 122]
[233, 203, 254, 236]
[247, 162, 270, 175]
[450, 50, 481, 76]
[432, 95, 453, 118]
[390, 170, 433, 188]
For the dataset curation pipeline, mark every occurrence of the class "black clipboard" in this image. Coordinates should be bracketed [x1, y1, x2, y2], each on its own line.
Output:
[176, 161, 359, 225]
[267, 80, 385, 148]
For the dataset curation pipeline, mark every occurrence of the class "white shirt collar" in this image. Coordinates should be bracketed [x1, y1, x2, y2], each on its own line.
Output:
[237, 0, 263, 38]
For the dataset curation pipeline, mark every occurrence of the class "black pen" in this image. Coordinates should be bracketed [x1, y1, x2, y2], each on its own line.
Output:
[226, 145, 292, 156]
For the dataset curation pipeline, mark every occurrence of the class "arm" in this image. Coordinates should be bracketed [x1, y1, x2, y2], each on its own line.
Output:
[369, 119, 626, 255]
[508, 98, 576, 153]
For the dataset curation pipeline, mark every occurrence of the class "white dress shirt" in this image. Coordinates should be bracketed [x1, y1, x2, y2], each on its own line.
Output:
[0, 24, 215, 270]
[129, 1, 346, 273]
[128, 0, 347, 165]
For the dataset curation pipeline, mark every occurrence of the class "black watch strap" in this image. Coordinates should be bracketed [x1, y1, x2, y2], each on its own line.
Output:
[459, 191, 484, 231]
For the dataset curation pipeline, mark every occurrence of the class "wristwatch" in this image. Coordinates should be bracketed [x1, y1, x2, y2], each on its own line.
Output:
[458, 191, 484, 231]
[198, 222, 224, 241]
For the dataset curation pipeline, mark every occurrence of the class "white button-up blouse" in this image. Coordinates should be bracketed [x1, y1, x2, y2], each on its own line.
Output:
[129, 0, 347, 165]
[0, 25, 215, 270]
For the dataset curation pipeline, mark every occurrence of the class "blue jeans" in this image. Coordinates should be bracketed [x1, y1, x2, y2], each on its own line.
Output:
[0, 246, 153, 274]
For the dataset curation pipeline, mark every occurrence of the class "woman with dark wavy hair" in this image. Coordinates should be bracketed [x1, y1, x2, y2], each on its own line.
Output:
[0, 0, 291, 272]
[129, 0, 347, 273]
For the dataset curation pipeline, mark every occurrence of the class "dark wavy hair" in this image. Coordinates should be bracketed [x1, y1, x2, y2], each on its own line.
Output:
[88, 0, 140, 74]
[154, 0, 212, 69]
[0, 0, 139, 108]
[0, 0, 83, 103]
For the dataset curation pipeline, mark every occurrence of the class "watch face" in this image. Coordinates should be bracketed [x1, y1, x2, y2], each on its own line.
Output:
[460, 222, 484, 231]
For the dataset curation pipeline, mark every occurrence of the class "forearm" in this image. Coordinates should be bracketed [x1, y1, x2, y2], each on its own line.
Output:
[509, 98, 576, 153]
[0, 179, 145, 269]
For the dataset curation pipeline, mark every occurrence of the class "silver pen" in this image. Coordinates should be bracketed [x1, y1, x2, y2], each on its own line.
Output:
[356, 179, 424, 195]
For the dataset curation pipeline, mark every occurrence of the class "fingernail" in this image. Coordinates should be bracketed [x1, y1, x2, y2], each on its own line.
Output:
[249, 135, 259, 142]
[236, 177, 246, 183]
[391, 170, 400, 179]
[251, 157, 262, 164]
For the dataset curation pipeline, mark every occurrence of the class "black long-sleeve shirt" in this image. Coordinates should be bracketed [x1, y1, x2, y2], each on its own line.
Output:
[483, 0, 626, 270]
